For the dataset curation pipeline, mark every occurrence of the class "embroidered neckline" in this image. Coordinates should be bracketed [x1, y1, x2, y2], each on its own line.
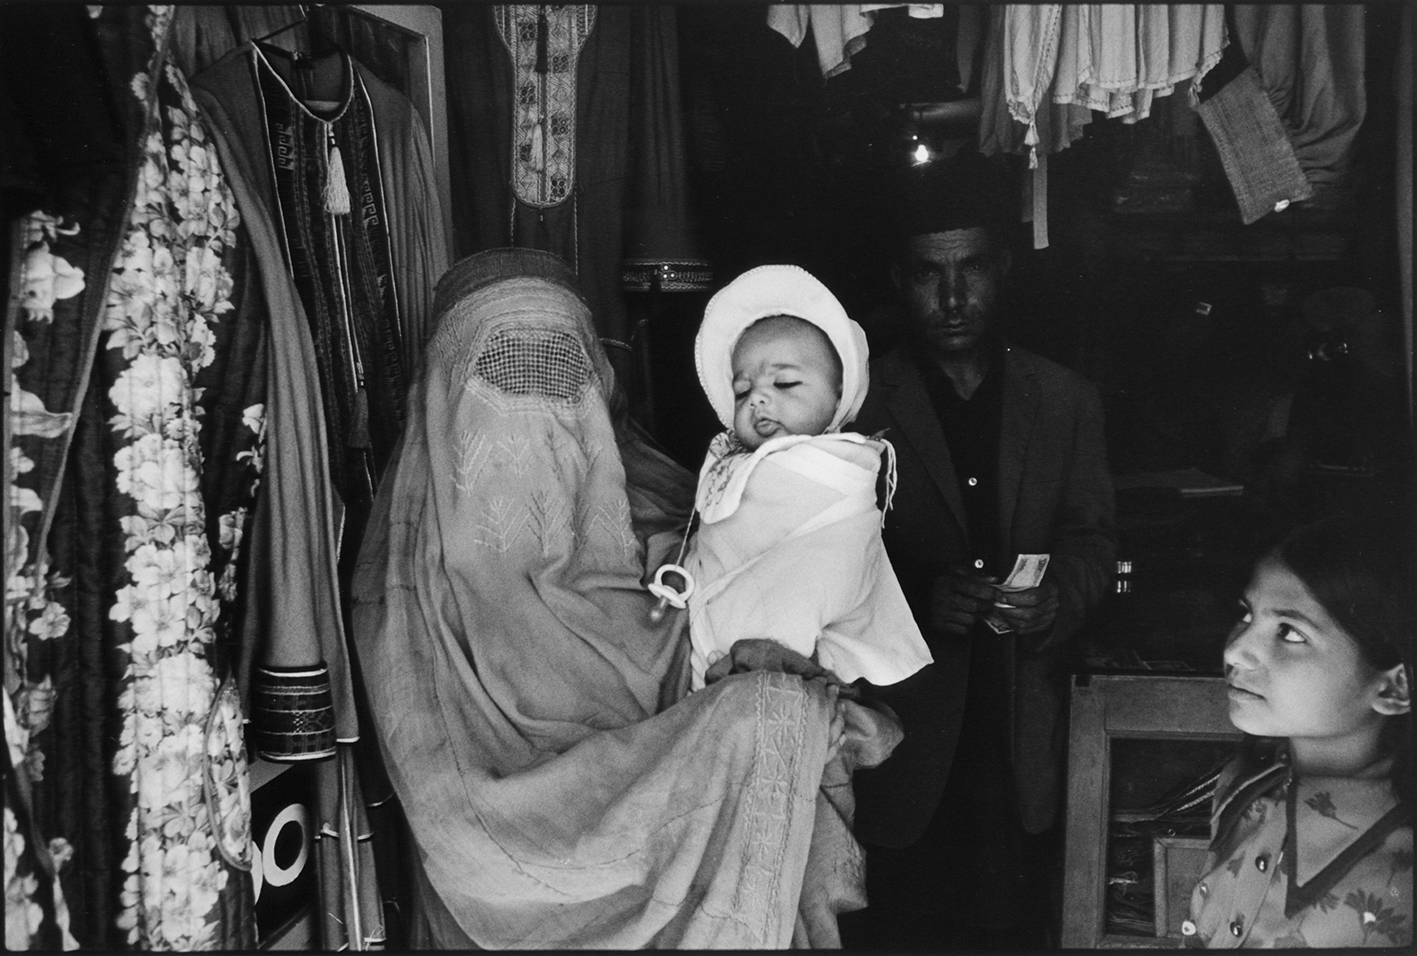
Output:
[252, 43, 353, 123]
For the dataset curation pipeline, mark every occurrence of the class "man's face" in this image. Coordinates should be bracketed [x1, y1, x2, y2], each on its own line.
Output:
[894, 228, 1010, 359]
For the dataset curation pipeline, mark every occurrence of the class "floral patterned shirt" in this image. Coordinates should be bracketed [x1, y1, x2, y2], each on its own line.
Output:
[1184, 752, 1412, 948]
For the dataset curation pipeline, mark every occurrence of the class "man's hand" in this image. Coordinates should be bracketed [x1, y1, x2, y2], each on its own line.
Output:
[991, 578, 1059, 635]
[929, 568, 999, 636]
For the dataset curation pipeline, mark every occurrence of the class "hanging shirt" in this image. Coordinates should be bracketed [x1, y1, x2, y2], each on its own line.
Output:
[767, 4, 876, 78]
[1231, 4, 1367, 189]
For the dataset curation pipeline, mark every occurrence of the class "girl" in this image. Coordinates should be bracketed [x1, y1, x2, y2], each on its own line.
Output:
[1184, 514, 1413, 948]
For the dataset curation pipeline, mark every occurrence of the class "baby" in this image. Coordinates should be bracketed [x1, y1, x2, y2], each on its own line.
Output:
[680, 264, 933, 691]
[1183, 514, 1412, 948]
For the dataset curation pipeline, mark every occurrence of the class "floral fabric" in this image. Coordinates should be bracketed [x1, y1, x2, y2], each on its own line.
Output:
[5, 5, 260, 949]
[98, 25, 258, 948]
[1186, 752, 1412, 948]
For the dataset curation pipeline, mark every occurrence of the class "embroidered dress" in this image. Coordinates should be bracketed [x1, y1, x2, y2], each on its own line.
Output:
[686, 432, 931, 690]
[1185, 750, 1413, 948]
[445, 6, 704, 348]
[192, 40, 455, 950]
[251, 44, 406, 573]
[191, 38, 450, 761]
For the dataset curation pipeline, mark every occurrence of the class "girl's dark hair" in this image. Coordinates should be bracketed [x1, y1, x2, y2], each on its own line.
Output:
[1267, 513, 1415, 801]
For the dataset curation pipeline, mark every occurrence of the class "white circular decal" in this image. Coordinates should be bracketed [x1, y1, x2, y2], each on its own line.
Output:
[262, 803, 310, 890]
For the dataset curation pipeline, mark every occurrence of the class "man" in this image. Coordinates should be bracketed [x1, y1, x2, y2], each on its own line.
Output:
[842, 152, 1116, 951]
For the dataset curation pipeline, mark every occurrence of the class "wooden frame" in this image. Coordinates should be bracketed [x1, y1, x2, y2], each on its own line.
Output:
[1152, 835, 1212, 939]
[1060, 673, 1239, 948]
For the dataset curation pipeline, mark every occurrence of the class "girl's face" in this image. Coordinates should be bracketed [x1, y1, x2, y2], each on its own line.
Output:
[1224, 558, 1404, 776]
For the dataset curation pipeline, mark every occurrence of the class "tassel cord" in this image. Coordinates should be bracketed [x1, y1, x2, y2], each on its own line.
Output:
[324, 125, 351, 216]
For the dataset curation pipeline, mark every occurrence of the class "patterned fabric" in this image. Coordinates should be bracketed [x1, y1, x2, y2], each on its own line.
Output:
[192, 39, 455, 947]
[191, 42, 448, 757]
[5, 686, 77, 950]
[253, 46, 407, 513]
[448, 5, 696, 348]
[95, 24, 257, 948]
[5, 5, 259, 949]
[1185, 751, 1413, 948]
[1196, 65, 1313, 226]
[350, 249, 861, 947]
[495, 4, 597, 207]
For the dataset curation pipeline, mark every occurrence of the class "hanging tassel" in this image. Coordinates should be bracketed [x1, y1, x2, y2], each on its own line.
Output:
[880, 438, 899, 524]
[530, 116, 545, 173]
[348, 387, 371, 449]
[1024, 120, 1040, 170]
[324, 133, 351, 216]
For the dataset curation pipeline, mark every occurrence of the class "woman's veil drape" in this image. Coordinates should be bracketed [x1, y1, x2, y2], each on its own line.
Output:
[350, 250, 853, 947]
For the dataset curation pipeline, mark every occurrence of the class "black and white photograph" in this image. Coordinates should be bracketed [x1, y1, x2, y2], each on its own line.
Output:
[4, 3, 1412, 951]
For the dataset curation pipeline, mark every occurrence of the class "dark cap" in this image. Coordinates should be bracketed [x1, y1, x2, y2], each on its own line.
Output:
[890, 150, 1014, 239]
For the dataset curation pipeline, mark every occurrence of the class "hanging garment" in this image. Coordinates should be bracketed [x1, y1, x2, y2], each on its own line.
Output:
[998, 3, 1064, 154]
[767, 4, 877, 79]
[350, 248, 878, 947]
[447, 6, 638, 348]
[767, 5, 967, 84]
[1050, 4, 1226, 121]
[1195, 62, 1313, 226]
[1001, 4, 1226, 144]
[621, 5, 713, 292]
[5, 5, 258, 949]
[983, 5, 1225, 248]
[1231, 5, 1366, 192]
[980, 5, 1092, 160]
[249, 43, 409, 589]
[191, 40, 446, 761]
[192, 40, 451, 951]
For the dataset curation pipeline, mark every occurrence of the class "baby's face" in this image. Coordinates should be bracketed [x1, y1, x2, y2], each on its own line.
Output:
[730, 316, 842, 451]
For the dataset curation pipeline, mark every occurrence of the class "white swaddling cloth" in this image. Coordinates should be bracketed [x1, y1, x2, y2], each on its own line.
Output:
[686, 431, 933, 690]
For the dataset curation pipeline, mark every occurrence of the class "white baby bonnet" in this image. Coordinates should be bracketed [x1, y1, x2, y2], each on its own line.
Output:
[694, 264, 870, 434]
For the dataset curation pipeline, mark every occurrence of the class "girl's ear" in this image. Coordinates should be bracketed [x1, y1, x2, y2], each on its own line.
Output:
[1373, 663, 1411, 716]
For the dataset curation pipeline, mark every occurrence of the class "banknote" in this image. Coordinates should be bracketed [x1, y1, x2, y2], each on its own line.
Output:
[984, 553, 1050, 633]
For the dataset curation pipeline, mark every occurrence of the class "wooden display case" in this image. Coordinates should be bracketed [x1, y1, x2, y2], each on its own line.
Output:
[1060, 673, 1240, 948]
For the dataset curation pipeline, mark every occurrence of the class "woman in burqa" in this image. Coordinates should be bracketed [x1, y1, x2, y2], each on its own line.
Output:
[351, 249, 895, 948]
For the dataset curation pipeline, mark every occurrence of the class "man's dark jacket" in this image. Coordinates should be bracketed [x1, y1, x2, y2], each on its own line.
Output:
[851, 343, 1117, 844]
